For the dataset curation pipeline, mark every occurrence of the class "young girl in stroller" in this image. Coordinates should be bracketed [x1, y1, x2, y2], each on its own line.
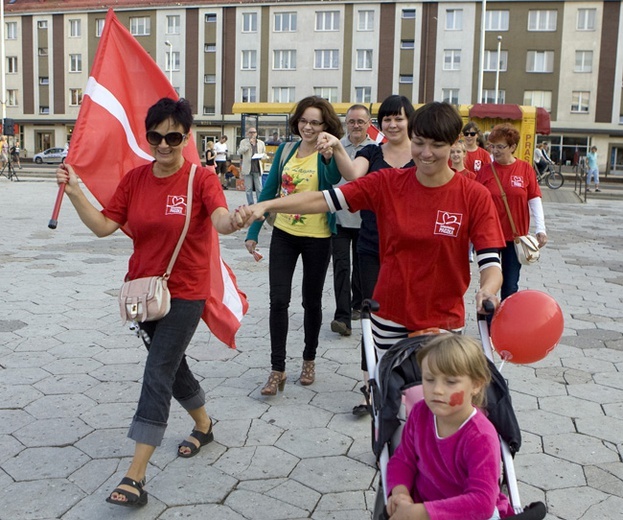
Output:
[385, 333, 513, 520]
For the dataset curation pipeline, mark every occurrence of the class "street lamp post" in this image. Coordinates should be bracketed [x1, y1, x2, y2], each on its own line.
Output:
[477, 0, 487, 104]
[494, 36, 502, 104]
[164, 40, 173, 85]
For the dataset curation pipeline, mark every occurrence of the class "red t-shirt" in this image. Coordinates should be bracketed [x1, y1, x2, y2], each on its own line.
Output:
[453, 167, 476, 181]
[465, 147, 491, 173]
[476, 160, 542, 242]
[102, 161, 227, 299]
[339, 168, 505, 331]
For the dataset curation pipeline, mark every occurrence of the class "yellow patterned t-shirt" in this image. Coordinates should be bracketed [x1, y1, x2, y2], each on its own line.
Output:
[274, 151, 330, 237]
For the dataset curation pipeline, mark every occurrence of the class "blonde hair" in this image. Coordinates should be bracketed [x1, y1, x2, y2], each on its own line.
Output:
[416, 334, 490, 407]
[451, 140, 467, 153]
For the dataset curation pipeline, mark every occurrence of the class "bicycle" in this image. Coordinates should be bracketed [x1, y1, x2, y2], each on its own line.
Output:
[535, 162, 564, 190]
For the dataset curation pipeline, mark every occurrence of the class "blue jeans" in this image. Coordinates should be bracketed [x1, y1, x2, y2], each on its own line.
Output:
[501, 242, 522, 300]
[128, 299, 206, 446]
[245, 171, 263, 205]
[269, 227, 331, 372]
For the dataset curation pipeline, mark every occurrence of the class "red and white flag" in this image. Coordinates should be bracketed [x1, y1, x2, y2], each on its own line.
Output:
[367, 124, 387, 144]
[67, 9, 248, 348]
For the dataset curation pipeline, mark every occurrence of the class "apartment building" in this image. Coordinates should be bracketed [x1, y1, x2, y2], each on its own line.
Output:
[4, 0, 623, 174]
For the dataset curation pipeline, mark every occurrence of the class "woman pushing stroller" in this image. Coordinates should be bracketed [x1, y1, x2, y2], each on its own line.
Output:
[237, 101, 506, 346]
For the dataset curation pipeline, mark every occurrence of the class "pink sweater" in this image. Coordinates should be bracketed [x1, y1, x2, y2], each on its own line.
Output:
[386, 401, 514, 519]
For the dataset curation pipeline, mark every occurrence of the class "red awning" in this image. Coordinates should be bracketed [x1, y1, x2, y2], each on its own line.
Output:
[469, 104, 523, 120]
[536, 107, 551, 135]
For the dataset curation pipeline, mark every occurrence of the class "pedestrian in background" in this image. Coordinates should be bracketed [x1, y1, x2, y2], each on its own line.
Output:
[214, 135, 228, 189]
[586, 146, 601, 192]
[237, 127, 267, 204]
[462, 122, 491, 174]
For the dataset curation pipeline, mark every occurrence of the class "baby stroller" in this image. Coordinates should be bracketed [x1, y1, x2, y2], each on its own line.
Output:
[360, 300, 546, 520]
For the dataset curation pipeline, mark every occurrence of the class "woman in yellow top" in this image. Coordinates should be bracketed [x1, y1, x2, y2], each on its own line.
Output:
[245, 96, 344, 395]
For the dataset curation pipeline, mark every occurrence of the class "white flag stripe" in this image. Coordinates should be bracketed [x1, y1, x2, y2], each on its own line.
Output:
[220, 259, 245, 321]
[84, 76, 154, 162]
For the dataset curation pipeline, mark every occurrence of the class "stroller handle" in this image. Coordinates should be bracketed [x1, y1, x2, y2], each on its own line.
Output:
[477, 299, 496, 321]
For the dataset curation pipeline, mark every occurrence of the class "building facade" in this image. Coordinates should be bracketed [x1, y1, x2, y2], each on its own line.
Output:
[4, 0, 623, 174]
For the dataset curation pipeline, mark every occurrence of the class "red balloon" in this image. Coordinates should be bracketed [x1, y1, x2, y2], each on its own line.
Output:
[490, 290, 564, 364]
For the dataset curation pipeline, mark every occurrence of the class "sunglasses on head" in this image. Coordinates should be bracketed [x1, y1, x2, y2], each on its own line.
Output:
[463, 131, 478, 137]
[146, 131, 187, 147]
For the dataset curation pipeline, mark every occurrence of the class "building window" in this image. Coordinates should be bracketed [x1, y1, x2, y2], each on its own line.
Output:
[358, 10, 374, 31]
[402, 9, 416, 20]
[443, 49, 461, 71]
[273, 87, 295, 103]
[314, 87, 338, 102]
[355, 49, 372, 70]
[523, 90, 552, 112]
[571, 91, 590, 113]
[204, 74, 216, 84]
[203, 106, 216, 115]
[130, 17, 150, 36]
[39, 77, 49, 85]
[241, 87, 256, 103]
[274, 12, 297, 32]
[574, 51, 593, 73]
[273, 50, 296, 70]
[401, 40, 415, 50]
[69, 19, 81, 37]
[316, 11, 340, 31]
[528, 10, 557, 31]
[69, 54, 82, 73]
[70, 88, 83, 106]
[577, 9, 596, 31]
[204, 44, 216, 53]
[442, 88, 459, 105]
[166, 15, 180, 34]
[205, 14, 216, 23]
[315, 50, 339, 69]
[526, 51, 554, 73]
[7, 89, 18, 106]
[37, 20, 48, 30]
[484, 50, 508, 72]
[485, 11, 509, 31]
[355, 86, 371, 103]
[40, 106, 50, 115]
[241, 50, 257, 70]
[96, 19, 105, 37]
[399, 75, 413, 84]
[481, 89, 506, 104]
[7, 56, 17, 74]
[242, 12, 257, 33]
[165, 51, 180, 72]
[446, 9, 463, 30]
[6, 22, 17, 40]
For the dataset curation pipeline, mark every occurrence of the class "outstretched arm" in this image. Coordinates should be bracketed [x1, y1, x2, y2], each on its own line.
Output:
[316, 132, 369, 180]
[238, 191, 329, 227]
[56, 164, 120, 237]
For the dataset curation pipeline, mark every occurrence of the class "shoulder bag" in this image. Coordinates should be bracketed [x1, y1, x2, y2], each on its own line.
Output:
[265, 142, 296, 227]
[118, 164, 196, 323]
[490, 163, 540, 266]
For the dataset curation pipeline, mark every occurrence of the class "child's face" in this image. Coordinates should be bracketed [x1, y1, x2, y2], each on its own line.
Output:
[449, 146, 465, 165]
[421, 356, 483, 426]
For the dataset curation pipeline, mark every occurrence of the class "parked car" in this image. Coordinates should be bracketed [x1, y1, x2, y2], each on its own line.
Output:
[33, 147, 68, 164]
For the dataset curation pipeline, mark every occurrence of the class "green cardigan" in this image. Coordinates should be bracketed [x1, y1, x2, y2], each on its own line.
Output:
[245, 141, 341, 243]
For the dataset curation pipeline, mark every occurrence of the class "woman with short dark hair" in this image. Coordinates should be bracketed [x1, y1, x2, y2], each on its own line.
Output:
[56, 97, 244, 507]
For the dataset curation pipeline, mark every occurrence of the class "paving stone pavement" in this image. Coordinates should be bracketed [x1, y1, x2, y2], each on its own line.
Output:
[0, 176, 622, 520]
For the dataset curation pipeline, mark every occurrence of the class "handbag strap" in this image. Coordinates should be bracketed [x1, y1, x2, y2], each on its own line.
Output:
[164, 163, 196, 279]
[490, 162, 519, 239]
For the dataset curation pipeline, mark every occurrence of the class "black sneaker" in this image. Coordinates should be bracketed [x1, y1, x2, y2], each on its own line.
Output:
[595, 188, 601, 192]
[331, 320, 352, 336]
[351, 309, 361, 321]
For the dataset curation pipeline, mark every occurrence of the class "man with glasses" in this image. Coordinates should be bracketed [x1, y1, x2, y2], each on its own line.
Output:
[237, 127, 267, 204]
[330, 105, 375, 338]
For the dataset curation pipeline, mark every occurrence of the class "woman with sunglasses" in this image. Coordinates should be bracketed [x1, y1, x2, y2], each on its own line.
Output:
[56, 98, 245, 508]
[462, 122, 491, 174]
[476, 123, 548, 300]
[244, 96, 343, 395]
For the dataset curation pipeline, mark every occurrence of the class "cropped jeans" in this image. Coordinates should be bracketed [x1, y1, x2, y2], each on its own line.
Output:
[268, 227, 331, 372]
[128, 299, 206, 447]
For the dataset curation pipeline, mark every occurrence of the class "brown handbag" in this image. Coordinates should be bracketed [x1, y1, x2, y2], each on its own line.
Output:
[118, 164, 196, 323]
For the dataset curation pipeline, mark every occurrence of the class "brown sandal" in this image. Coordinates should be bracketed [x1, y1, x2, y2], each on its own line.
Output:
[300, 360, 315, 386]
[261, 371, 286, 396]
